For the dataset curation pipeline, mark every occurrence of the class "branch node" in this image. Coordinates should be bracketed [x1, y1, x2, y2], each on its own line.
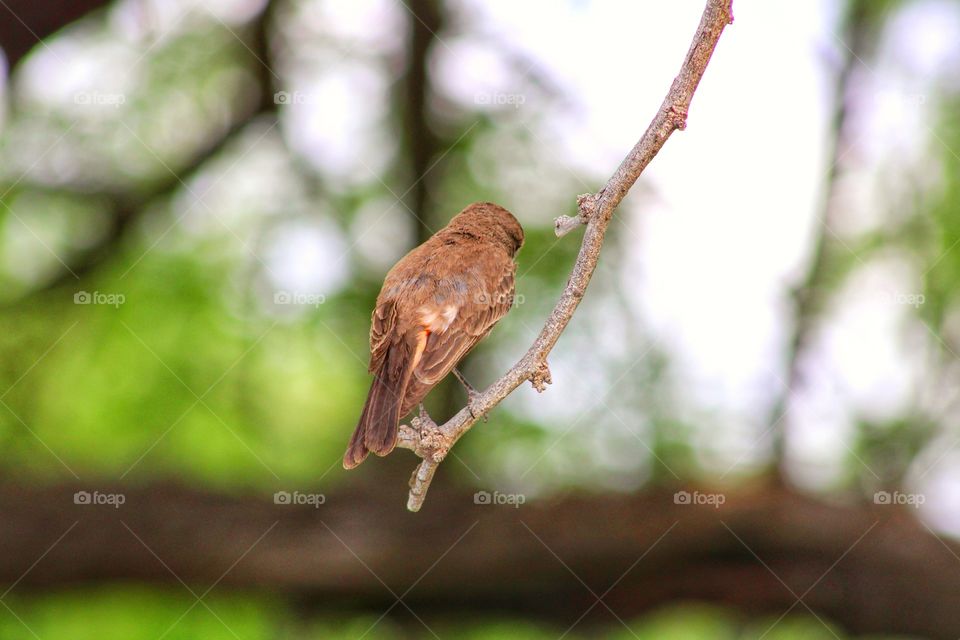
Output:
[669, 104, 689, 131]
[411, 409, 449, 462]
[577, 192, 599, 218]
[530, 361, 553, 393]
[555, 192, 602, 238]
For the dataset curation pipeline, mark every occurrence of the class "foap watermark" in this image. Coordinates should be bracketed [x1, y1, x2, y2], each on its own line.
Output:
[874, 490, 924, 508]
[74, 490, 125, 509]
[880, 290, 925, 308]
[474, 92, 526, 109]
[474, 490, 525, 508]
[274, 290, 326, 308]
[274, 490, 325, 508]
[274, 90, 319, 106]
[74, 91, 126, 108]
[674, 490, 725, 509]
[474, 291, 525, 307]
[74, 291, 125, 308]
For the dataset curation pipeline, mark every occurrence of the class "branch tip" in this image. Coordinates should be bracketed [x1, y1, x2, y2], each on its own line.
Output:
[406, 460, 437, 512]
[554, 215, 584, 238]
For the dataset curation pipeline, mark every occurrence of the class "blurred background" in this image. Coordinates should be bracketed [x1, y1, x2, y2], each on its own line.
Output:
[1, 0, 959, 637]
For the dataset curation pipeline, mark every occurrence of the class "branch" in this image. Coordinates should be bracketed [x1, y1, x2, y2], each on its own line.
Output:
[397, 0, 735, 511]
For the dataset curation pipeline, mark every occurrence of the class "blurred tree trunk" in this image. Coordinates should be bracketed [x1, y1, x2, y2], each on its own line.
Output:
[398, 0, 444, 245]
[768, 0, 881, 481]
[3, 0, 279, 300]
[0, 0, 112, 69]
[2, 481, 957, 639]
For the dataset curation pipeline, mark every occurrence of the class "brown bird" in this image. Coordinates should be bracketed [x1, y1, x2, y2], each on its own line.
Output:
[343, 202, 524, 469]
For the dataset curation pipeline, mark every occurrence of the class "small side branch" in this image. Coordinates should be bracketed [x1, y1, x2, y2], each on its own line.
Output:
[397, 0, 734, 511]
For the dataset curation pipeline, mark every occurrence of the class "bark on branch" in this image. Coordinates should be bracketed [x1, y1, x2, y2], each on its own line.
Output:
[397, 0, 735, 511]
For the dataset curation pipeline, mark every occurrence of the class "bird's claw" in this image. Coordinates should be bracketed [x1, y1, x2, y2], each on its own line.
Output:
[414, 403, 437, 430]
[466, 391, 488, 423]
[453, 368, 487, 423]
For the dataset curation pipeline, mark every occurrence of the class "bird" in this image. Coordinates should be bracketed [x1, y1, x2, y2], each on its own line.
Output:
[343, 202, 524, 469]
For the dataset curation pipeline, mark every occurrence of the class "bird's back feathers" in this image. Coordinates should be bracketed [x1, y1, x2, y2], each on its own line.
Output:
[343, 202, 523, 469]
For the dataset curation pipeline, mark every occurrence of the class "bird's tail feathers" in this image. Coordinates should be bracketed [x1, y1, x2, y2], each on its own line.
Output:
[342, 340, 414, 469]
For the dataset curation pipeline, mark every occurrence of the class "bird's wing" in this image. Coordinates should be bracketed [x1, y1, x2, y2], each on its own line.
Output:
[368, 297, 398, 373]
[411, 259, 516, 389]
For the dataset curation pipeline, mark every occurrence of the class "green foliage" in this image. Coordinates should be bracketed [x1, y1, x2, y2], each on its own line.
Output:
[849, 415, 937, 489]
[609, 605, 738, 639]
[741, 615, 844, 640]
[0, 249, 371, 487]
[919, 98, 960, 334]
[0, 587, 277, 640]
[2, 594, 898, 640]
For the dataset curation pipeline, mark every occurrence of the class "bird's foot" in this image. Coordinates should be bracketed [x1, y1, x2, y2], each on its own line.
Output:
[413, 403, 437, 431]
[452, 367, 477, 395]
[454, 368, 487, 423]
[467, 392, 487, 423]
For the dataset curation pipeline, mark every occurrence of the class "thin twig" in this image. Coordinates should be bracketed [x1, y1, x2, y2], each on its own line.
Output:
[397, 0, 735, 511]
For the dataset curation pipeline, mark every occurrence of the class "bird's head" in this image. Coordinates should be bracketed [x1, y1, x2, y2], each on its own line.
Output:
[449, 202, 524, 256]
